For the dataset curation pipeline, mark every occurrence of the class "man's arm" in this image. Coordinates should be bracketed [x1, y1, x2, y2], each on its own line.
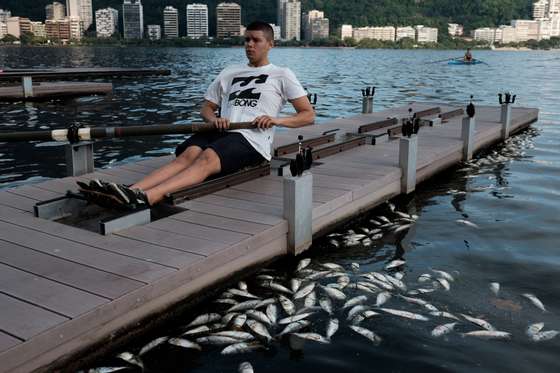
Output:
[253, 96, 315, 129]
[201, 100, 230, 130]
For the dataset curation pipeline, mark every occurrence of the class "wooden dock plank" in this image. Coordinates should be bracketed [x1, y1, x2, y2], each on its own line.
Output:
[0, 221, 174, 283]
[170, 210, 274, 235]
[0, 332, 21, 354]
[180, 201, 284, 226]
[147, 218, 251, 245]
[0, 191, 36, 212]
[0, 293, 69, 340]
[0, 263, 107, 318]
[0, 240, 143, 299]
[6, 185, 63, 201]
[0, 206, 201, 269]
[116, 226, 228, 257]
[195, 194, 284, 216]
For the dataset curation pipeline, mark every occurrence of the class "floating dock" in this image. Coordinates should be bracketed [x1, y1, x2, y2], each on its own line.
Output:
[0, 82, 113, 101]
[0, 102, 538, 372]
[0, 67, 171, 81]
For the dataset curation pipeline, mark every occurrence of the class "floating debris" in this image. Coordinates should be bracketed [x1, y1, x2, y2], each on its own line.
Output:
[490, 282, 500, 296]
[522, 293, 547, 312]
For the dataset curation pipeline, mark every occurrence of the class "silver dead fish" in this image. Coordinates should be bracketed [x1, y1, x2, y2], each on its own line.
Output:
[278, 312, 315, 325]
[278, 294, 296, 315]
[294, 283, 316, 299]
[168, 338, 202, 350]
[461, 314, 496, 331]
[238, 361, 254, 373]
[380, 308, 429, 321]
[291, 332, 331, 344]
[139, 336, 169, 356]
[431, 322, 457, 337]
[522, 293, 547, 312]
[319, 297, 333, 314]
[246, 319, 273, 342]
[326, 318, 339, 340]
[385, 259, 406, 270]
[277, 320, 311, 336]
[531, 330, 559, 342]
[186, 313, 221, 328]
[349, 325, 382, 345]
[463, 330, 511, 340]
[489, 282, 500, 296]
[526, 322, 545, 337]
[222, 343, 263, 355]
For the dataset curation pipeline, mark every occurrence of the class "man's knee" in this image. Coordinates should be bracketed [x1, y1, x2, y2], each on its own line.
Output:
[195, 148, 221, 173]
[175, 146, 202, 166]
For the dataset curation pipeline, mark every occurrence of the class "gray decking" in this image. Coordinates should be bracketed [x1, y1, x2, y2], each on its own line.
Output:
[0, 102, 538, 372]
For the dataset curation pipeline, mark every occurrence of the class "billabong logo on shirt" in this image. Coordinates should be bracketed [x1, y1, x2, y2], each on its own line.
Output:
[229, 74, 269, 107]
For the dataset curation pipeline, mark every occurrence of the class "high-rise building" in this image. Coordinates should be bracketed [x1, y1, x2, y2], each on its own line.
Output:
[96, 7, 118, 38]
[497, 25, 517, 43]
[163, 6, 178, 38]
[283, 0, 301, 41]
[0, 22, 7, 39]
[396, 26, 415, 41]
[277, 0, 287, 38]
[186, 3, 209, 38]
[216, 2, 241, 38]
[6, 17, 32, 38]
[66, 0, 92, 31]
[533, 0, 548, 19]
[123, 0, 144, 39]
[269, 23, 281, 40]
[68, 16, 83, 39]
[415, 25, 438, 43]
[511, 19, 540, 41]
[46, 2, 66, 21]
[30, 22, 46, 37]
[46, 18, 71, 40]
[147, 24, 161, 40]
[473, 27, 498, 43]
[302, 10, 328, 41]
[0, 9, 12, 24]
[341, 24, 352, 39]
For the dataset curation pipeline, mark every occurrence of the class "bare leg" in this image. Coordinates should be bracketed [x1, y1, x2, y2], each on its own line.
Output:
[132, 146, 203, 191]
[144, 148, 222, 204]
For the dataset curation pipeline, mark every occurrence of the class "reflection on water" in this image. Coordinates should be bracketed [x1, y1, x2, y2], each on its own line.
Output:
[1, 47, 560, 372]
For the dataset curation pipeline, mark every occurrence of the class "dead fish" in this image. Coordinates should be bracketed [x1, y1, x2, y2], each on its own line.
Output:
[370, 219, 382, 226]
[531, 330, 559, 342]
[337, 275, 351, 288]
[215, 298, 238, 305]
[456, 219, 480, 229]
[263, 281, 293, 295]
[304, 290, 317, 308]
[385, 274, 407, 291]
[385, 259, 406, 270]
[116, 352, 143, 369]
[182, 325, 212, 337]
[277, 320, 311, 336]
[348, 325, 382, 345]
[347, 305, 370, 320]
[329, 239, 340, 248]
[321, 285, 346, 300]
[463, 330, 511, 340]
[291, 332, 330, 344]
[256, 274, 275, 281]
[526, 322, 545, 337]
[296, 258, 311, 272]
[232, 314, 248, 329]
[431, 269, 455, 282]
[378, 216, 391, 224]
[255, 298, 276, 309]
[431, 322, 457, 337]
[278, 295, 296, 315]
[306, 270, 332, 281]
[414, 288, 437, 294]
[376, 292, 391, 307]
[424, 304, 439, 312]
[246, 310, 273, 326]
[88, 368, 127, 373]
[319, 297, 333, 314]
[139, 336, 169, 355]
[294, 283, 316, 299]
[490, 282, 500, 296]
[394, 272, 404, 280]
[266, 304, 278, 325]
[393, 224, 412, 234]
[370, 233, 383, 240]
[278, 312, 315, 325]
[222, 343, 264, 355]
[461, 314, 496, 331]
[356, 283, 379, 294]
[213, 331, 255, 341]
[320, 262, 345, 271]
[429, 311, 460, 321]
[394, 211, 410, 219]
[222, 312, 240, 325]
[343, 295, 368, 309]
[186, 313, 221, 328]
[229, 300, 262, 313]
[436, 277, 451, 291]
[363, 310, 380, 319]
[418, 274, 432, 283]
[196, 336, 241, 345]
[238, 361, 254, 373]
[168, 338, 202, 350]
[238, 281, 248, 291]
[228, 289, 260, 299]
[399, 295, 428, 307]
[351, 262, 360, 272]
[387, 202, 396, 211]
[326, 318, 339, 340]
[290, 278, 302, 293]
[379, 308, 429, 321]
[522, 293, 547, 312]
[246, 319, 272, 342]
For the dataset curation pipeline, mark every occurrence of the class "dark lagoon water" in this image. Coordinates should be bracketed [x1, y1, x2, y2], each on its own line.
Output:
[1, 47, 559, 373]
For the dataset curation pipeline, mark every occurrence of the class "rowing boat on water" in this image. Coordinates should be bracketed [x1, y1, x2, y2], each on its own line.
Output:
[448, 59, 484, 65]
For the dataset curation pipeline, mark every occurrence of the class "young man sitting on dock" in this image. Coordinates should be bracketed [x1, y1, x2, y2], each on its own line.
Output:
[80, 21, 315, 209]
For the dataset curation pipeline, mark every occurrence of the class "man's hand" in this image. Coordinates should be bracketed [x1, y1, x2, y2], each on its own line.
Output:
[253, 115, 277, 129]
[212, 117, 230, 130]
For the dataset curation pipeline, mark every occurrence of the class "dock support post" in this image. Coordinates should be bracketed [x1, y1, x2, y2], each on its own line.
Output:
[283, 171, 313, 256]
[22, 76, 33, 98]
[461, 116, 476, 161]
[399, 135, 418, 194]
[65, 141, 94, 176]
[500, 103, 512, 140]
[362, 96, 373, 114]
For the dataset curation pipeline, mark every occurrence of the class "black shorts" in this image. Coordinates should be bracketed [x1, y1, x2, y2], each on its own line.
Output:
[175, 132, 266, 176]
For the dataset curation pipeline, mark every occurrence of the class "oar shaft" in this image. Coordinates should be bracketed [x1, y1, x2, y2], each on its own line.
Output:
[0, 122, 257, 143]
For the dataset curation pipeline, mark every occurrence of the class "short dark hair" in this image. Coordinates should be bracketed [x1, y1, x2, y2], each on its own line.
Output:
[246, 21, 274, 41]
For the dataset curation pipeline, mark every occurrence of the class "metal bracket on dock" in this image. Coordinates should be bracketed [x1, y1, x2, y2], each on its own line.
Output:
[22, 76, 34, 98]
[34, 193, 88, 220]
[99, 208, 151, 236]
[274, 133, 335, 156]
[283, 171, 313, 256]
[65, 141, 94, 177]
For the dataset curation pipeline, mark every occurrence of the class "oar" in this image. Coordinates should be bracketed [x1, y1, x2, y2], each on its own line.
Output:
[0, 122, 259, 143]
[425, 57, 461, 64]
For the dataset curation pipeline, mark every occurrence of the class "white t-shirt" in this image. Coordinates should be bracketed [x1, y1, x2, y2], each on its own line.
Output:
[204, 63, 307, 160]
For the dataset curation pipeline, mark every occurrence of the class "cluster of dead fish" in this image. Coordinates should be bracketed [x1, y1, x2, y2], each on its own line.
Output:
[84, 252, 556, 373]
[326, 202, 418, 249]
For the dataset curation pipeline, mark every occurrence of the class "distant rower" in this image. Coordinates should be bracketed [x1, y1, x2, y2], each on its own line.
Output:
[464, 48, 473, 62]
